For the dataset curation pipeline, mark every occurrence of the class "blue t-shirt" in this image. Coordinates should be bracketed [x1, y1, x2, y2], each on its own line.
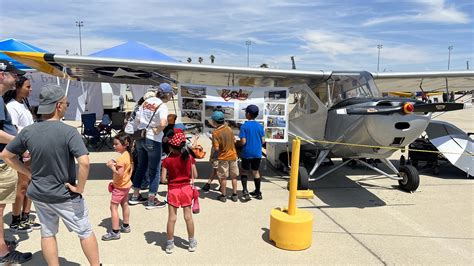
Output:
[239, 120, 264, 159]
[0, 97, 17, 163]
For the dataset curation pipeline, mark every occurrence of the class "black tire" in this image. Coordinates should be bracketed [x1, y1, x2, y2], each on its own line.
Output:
[297, 166, 310, 190]
[398, 165, 420, 192]
[399, 155, 406, 166]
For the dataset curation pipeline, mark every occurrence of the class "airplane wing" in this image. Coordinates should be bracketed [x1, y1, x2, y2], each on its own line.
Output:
[2, 51, 330, 87]
[372, 71, 474, 93]
[4, 51, 474, 92]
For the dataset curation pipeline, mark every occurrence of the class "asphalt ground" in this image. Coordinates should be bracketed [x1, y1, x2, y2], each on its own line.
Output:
[2, 107, 473, 265]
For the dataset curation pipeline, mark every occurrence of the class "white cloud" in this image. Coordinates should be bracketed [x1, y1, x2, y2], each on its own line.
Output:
[0, 0, 471, 71]
[364, 0, 470, 26]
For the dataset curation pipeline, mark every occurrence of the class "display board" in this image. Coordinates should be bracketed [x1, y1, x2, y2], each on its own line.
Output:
[178, 84, 289, 142]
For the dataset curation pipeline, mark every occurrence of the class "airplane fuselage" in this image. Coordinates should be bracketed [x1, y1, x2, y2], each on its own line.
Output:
[324, 108, 430, 159]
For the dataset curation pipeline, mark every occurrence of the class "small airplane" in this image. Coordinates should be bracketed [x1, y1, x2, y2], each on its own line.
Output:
[3, 51, 474, 192]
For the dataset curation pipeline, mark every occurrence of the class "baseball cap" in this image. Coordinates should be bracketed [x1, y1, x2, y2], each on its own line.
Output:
[211, 111, 225, 123]
[37, 84, 66, 114]
[159, 83, 173, 94]
[0, 60, 26, 75]
[143, 91, 156, 100]
[243, 104, 259, 116]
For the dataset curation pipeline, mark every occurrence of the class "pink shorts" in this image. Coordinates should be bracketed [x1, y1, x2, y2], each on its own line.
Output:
[167, 185, 193, 208]
[111, 187, 131, 204]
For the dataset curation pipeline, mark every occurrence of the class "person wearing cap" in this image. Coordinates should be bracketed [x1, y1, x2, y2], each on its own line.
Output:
[124, 91, 157, 190]
[238, 105, 265, 200]
[128, 83, 173, 209]
[1, 84, 100, 265]
[0, 60, 32, 264]
[210, 111, 239, 202]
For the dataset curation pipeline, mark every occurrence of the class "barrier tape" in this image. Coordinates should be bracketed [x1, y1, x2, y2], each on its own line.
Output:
[291, 135, 473, 157]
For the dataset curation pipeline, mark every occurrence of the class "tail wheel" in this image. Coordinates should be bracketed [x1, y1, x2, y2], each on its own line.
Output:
[398, 165, 420, 192]
[297, 166, 310, 190]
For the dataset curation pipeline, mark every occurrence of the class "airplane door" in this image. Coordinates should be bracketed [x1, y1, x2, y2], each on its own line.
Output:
[288, 84, 328, 142]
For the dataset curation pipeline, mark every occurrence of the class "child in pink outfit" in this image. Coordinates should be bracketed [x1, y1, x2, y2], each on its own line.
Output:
[102, 133, 133, 241]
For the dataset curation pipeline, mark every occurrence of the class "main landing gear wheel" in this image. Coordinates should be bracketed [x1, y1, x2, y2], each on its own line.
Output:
[297, 166, 310, 190]
[398, 165, 420, 192]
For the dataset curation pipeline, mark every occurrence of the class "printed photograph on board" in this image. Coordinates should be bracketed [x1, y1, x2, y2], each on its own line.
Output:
[267, 116, 286, 127]
[183, 123, 203, 134]
[238, 103, 264, 120]
[181, 86, 206, 98]
[265, 128, 285, 140]
[181, 111, 202, 123]
[264, 90, 287, 102]
[265, 103, 285, 116]
[182, 98, 203, 110]
[204, 101, 235, 119]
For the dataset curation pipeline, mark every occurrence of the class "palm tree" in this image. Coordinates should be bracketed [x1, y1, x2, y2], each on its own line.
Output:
[198, 57, 203, 64]
[210, 54, 215, 64]
[187, 57, 192, 63]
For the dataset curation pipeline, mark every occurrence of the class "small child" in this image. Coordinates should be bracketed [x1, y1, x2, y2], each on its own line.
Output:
[210, 111, 239, 202]
[161, 128, 198, 254]
[102, 133, 133, 241]
[239, 105, 265, 200]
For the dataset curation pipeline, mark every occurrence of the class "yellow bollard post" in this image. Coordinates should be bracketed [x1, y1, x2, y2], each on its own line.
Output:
[269, 138, 313, 250]
[287, 138, 300, 215]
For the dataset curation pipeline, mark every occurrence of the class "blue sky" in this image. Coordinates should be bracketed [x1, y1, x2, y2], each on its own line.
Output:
[1, 0, 472, 71]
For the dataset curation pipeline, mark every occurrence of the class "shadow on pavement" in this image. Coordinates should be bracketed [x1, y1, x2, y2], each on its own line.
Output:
[144, 231, 188, 251]
[260, 227, 274, 246]
[25, 251, 80, 266]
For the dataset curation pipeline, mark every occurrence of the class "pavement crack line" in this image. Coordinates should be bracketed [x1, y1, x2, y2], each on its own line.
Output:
[306, 199, 388, 265]
[267, 177, 387, 265]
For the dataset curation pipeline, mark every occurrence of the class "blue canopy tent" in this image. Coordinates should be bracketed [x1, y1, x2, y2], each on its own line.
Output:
[89, 41, 177, 62]
[0, 38, 49, 70]
[89, 41, 177, 102]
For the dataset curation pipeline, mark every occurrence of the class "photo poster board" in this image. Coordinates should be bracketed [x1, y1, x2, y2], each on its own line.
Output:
[178, 84, 289, 143]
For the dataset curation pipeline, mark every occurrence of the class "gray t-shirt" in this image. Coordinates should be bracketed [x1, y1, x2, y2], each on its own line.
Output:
[6, 120, 89, 203]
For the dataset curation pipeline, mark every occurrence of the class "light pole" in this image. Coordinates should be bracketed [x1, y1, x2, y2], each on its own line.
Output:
[376, 44, 383, 72]
[245, 40, 252, 67]
[75, 21, 84, 55]
[447, 45, 453, 70]
[445, 45, 453, 97]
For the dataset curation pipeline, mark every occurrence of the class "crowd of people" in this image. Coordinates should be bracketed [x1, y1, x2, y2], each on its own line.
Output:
[0, 59, 266, 263]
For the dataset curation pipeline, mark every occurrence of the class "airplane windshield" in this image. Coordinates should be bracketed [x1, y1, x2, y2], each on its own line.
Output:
[329, 71, 380, 104]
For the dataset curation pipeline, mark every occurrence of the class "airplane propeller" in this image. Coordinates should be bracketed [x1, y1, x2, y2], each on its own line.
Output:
[341, 102, 465, 115]
[412, 102, 465, 113]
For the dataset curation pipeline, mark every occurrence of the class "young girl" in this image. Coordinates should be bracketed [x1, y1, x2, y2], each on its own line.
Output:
[161, 128, 198, 254]
[102, 132, 133, 241]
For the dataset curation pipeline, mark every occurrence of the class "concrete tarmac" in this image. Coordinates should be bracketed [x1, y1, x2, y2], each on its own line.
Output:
[4, 108, 473, 265]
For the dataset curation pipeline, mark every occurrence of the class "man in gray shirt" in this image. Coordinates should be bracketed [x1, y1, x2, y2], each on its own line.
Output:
[1, 84, 100, 265]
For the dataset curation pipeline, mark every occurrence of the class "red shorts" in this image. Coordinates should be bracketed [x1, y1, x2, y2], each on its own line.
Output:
[167, 185, 193, 208]
[111, 187, 131, 204]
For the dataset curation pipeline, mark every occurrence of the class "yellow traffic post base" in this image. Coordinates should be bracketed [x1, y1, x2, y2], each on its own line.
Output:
[296, 190, 314, 199]
[269, 137, 314, 250]
[270, 208, 313, 250]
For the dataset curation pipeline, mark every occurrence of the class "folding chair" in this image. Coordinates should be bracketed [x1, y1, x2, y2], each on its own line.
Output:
[81, 113, 109, 150]
[110, 112, 126, 135]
